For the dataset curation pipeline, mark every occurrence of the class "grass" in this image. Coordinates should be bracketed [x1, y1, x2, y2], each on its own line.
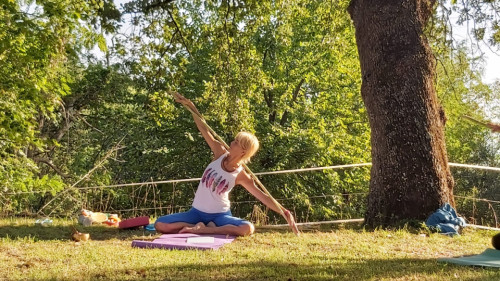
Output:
[0, 218, 499, 281]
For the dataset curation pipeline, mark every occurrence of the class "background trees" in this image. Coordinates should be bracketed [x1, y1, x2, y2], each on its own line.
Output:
[1, 0, 498, 226]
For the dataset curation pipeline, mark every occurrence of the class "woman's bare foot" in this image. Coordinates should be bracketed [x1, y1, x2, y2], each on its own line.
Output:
[207, 221, 216, 227]
[179, 222, 206, 234]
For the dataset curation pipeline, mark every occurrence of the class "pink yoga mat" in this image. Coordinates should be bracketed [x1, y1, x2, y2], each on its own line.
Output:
[119, 216, 149, 229]
[132, 233, 235, 250]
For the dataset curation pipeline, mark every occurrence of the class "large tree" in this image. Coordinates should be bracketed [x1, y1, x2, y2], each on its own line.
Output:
[347, 0, 455, 226]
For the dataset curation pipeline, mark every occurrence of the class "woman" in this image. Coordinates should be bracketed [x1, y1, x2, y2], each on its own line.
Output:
[154, 93, 299, 236]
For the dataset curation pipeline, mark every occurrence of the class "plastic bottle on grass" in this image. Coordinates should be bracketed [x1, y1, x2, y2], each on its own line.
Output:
[35, 218, 53, 227]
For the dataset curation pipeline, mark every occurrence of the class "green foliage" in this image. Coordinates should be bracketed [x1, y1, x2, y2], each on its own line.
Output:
[1, 0, 499, 225]
[450, 1, 500, 47]
[430, 6, 500, 225]
[0, 0, 120, 197]
[1, 0, 72, 193]
[115, 0, 371, 221]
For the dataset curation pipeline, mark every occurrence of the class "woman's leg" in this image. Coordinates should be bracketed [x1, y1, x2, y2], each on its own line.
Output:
[179, 222, 254, 236]
[179, 212, 254, 236]
[154, 208, 202, 234]
[155, 221, 200, 234]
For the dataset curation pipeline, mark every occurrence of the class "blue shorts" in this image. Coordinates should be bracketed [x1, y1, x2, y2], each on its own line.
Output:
[155, 207, 251, 227]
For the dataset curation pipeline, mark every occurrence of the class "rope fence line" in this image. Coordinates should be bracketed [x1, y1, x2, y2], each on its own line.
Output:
[103, 193, 499, 213]
[259, 219, 500, 231]
[105, 192, 370, 213]
[106, 205, 193, 213]
[77, 163, 373, 190]
[6, 161, 499, 195]
[3, 162, 500, 217]
[14, 190, 495, 208]
[448, 163, 500, 172]
[3, 163, 372, 195]
[455, 196, 500, 205]
[259, 218, 365, 228]
[231, 192, 370, 205]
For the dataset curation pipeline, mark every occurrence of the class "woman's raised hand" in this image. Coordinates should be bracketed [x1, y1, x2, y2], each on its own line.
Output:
[172, 92, 199, 113]
[172, 92, 190, 105]
[487, 122, 500, 133]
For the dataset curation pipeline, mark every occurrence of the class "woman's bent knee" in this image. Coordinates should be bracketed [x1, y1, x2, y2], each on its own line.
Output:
[240, 223, 254, 236]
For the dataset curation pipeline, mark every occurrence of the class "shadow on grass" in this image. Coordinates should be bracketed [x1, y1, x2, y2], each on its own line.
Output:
[21, 257, 497, 281]
[0, 224, 154, 241]
[0, 220, 364, 241]
[102, 258, 499, 281]
[3, 222, 499, 280]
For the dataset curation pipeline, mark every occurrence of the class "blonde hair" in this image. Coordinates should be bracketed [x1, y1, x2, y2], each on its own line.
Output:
[235, 132, 259, 164]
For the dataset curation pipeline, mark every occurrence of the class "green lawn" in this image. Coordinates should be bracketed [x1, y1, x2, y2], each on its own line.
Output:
[0, 218, 499, 281]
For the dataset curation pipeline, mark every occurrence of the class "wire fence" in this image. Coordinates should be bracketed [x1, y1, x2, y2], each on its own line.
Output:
[1, 163, 499, 227]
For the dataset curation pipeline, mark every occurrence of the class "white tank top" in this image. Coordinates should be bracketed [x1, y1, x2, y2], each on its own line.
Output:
[192, 152, 243, 213]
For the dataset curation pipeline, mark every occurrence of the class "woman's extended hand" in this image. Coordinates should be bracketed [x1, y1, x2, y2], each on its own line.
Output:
[283, 209, 300, 236]
[487, 122, 500, 133]
[172, 92, 193, 107]
[172, 92, 202, 117]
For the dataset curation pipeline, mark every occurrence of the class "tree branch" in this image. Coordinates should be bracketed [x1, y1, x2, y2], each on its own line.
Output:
[36, 139, 125, 215]
[167, 9, 193, 58]
[33, 157, 71, 179]
[144, 0, 175, 11]
[76, 113, 104, 134]
[279, 78, 305, 126]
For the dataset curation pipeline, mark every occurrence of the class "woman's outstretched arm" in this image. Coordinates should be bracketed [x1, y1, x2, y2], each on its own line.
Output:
[173, 92, 225, 158]
[237, 172, 300, 235]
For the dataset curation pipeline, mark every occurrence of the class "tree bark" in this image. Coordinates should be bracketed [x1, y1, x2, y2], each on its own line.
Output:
[347, 0, 454, 226]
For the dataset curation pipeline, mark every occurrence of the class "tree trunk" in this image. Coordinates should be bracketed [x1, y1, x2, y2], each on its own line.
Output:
[347, 0, 454, 226]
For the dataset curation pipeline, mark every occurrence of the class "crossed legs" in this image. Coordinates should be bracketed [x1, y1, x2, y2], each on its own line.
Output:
[154, 208, 254, 236]
[155, 221, 254, 236]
